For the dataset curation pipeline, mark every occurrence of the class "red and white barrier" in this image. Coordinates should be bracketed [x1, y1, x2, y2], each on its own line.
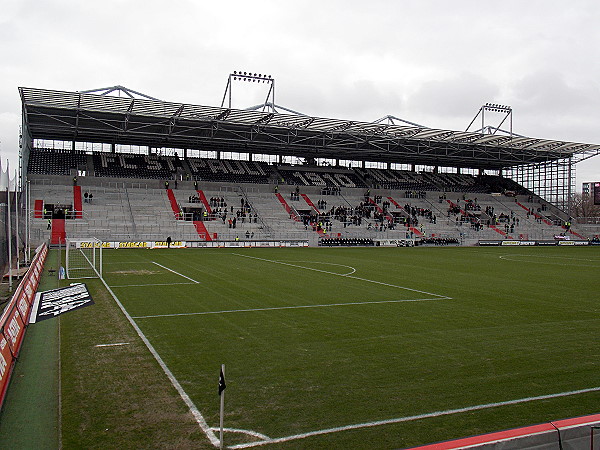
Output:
[0, 244, 48, 408]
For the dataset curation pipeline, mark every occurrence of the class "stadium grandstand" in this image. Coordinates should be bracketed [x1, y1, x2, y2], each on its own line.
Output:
[1, 83, 599, 449]
[17, 85, 600, 248]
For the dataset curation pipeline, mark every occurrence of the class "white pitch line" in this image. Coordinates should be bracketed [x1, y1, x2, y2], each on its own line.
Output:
[209, 427, 271, 441]
[98, 276, 220, 447]
[104, 261, 152, 265]
[152, 261, 200, 284]
[229, 386, 600, 449]
[499, 254, 600, 267]
[110, 282, 198, 288]
[285, 260, 357, 276]
[500, 253, 600, 262]
[131, 297, 447, 319]
[94, 342, 130, 347]
[232, 253, 450, 299]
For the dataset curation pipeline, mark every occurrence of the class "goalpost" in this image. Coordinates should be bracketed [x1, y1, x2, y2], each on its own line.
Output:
[65, 238, 103, 279]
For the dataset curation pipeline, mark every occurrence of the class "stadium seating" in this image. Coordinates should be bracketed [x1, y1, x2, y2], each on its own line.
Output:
[26, 151, 585, 246]
[28, 148, 88, 176]
[277, 166, 366, 188]
[92, 152, 176, 179]
[185, 157, 275, 184]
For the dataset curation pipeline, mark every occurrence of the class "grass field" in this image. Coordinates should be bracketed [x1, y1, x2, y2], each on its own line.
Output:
[60, 246, 600, 449]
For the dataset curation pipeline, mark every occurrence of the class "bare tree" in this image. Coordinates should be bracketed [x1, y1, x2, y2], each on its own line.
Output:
[571, 193, 600, 221]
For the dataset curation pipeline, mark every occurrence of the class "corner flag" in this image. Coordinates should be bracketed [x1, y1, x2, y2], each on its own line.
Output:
[219, 367, 226, 396]
[218, 364, 226, 449]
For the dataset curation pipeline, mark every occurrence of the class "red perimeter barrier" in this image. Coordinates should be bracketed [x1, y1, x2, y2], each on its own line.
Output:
[409, 413, 600, 449]
[0, 244, 48, 408]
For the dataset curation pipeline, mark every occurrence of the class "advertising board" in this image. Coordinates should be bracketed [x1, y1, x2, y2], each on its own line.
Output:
[0, 244, 48, 408]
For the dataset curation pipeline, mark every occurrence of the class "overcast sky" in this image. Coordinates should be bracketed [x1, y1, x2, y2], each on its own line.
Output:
[1, 0, 599, 189]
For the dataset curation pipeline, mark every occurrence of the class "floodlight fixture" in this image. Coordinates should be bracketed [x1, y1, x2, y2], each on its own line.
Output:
[221, 70, 276, 112]
[466, 102, 514, 136]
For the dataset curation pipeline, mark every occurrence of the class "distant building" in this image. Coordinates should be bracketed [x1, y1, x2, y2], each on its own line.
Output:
[582, 182, 592, 197]
[583, 181, 600, 205]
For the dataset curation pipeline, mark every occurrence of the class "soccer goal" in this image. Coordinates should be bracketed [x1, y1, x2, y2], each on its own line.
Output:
[65, 238, 103, 279]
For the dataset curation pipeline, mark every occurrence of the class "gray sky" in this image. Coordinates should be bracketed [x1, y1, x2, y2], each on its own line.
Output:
[1, 0, 600, 189]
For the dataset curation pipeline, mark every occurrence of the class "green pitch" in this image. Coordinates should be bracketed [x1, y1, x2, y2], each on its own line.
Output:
[60, 247, 600, 449]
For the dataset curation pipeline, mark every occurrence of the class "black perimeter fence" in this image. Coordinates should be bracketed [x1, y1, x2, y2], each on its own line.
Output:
[0, 191, 25, 294]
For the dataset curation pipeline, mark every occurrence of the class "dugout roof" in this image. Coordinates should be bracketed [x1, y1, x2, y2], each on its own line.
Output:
[19, 87, 600, 170]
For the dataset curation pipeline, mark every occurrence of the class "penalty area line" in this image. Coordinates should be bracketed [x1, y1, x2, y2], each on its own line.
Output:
[132, 297, 449, 319]
[229, 386, 600, 448]
[152, 262, 200, 284]
[110, 282, 199, 288]
[232, 253, 450, 299]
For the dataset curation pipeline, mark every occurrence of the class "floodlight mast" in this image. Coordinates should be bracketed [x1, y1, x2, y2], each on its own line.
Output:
[466, 103, 513, 136]
[220, 72, 275, 113]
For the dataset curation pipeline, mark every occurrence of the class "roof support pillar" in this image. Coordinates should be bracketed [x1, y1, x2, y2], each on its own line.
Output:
[567, 156, 573, 217]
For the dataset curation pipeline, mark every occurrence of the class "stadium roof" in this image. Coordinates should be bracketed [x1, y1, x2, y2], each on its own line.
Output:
[19, 87, 600, 170]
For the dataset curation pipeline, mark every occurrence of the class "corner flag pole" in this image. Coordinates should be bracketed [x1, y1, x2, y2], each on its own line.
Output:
[219, 364, 226, 449]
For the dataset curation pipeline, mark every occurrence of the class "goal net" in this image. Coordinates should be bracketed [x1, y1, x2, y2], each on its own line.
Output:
[66, 238, 103, 279]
